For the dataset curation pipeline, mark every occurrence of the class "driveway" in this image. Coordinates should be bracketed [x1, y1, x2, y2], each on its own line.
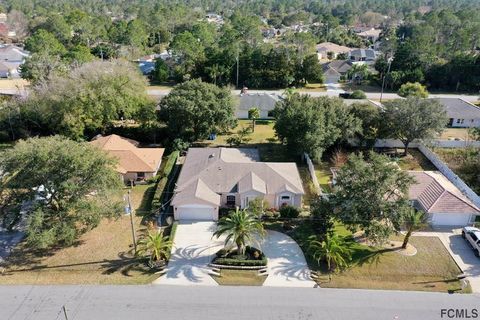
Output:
[413, 228, 480, 292]
[261, 230, 315, 287]
[154, 221, 224, 286]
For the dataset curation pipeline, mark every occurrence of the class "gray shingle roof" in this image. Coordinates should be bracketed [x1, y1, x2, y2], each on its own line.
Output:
[432, 98, 480, 119]
[237, 93, 281, 111]
[322, 60, 352, 74]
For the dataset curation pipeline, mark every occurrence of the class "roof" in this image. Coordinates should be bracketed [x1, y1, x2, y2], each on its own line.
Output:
[172, 148, 304, 206]
[90, 134, 164, 174]
[322, 60, 352, 74]
[356, 28, 382, 38]
[349, 49, 377, 59]
[316, 42, 352, 54]
[0, 45, 29, 61]
[408, 171, 480, 215]
[237, 93, 282, 112]
[431, 98, 480, 120]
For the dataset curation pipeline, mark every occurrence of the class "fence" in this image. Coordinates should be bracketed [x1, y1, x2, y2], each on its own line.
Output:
[304, 153, 322, 195]
[373, 139, 480, 149]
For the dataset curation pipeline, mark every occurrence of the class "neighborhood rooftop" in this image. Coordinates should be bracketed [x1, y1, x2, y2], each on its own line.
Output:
[432, 98, 480, 119]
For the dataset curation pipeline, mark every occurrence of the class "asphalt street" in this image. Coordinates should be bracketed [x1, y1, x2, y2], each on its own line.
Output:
[1, 285, 480, 320]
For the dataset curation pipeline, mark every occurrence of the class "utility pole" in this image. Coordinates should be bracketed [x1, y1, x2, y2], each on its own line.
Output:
[125, 182, 137, 254]
[380, 56, 393, 103]
[236, 47, 239, 89]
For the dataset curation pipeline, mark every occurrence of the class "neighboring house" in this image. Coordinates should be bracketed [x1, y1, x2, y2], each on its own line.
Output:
[235, 93, 282, 119]
[349, 48, 378, 64]
[432, 98, 480, 128]
[408, 171, 480, 226]
[90, 134, 164, 183]
[171, 148, 305, 221]
[316, 42, 353, 60]
[0, 45, 29, 78]
[322, 60, 352, 84]
[136, 51, 172, 75]
[355, 28, 382, 43]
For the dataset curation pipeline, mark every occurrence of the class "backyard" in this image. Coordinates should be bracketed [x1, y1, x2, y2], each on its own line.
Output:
[0, 184, 160, 285]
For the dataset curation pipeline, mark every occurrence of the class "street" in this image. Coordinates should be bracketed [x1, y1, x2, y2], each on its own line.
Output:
[2, 285, 480, 320]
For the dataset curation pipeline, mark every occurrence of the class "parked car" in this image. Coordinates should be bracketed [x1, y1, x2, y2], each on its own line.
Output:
[462, 226, 480, 257]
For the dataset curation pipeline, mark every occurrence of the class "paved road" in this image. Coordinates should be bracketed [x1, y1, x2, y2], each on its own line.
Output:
[1, 285, 479, 320]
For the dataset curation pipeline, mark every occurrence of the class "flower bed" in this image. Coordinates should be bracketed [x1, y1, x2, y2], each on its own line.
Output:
[212, 246, 267, 267]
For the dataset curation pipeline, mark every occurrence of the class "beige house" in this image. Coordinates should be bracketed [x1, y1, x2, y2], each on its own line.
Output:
[171, 148, 305, 221]
[316, 42, 353, 60]
[90, 134, 164, 183]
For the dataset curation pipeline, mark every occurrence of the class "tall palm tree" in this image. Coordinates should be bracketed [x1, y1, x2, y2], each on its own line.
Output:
[248, 107, 260, 133]
[402, 209, 427, 249]
[309, 234, 351, 276]
[213, 208, 266, 256]
[136, 230, 173, 262]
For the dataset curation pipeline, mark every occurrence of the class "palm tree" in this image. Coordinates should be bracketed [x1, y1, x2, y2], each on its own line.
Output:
[248, 107, 260, 133]
[136, 230, 173, 263]
[213, 208, 266, 256]
[309, 234, 351, 277]
[402, 209, 427, 249]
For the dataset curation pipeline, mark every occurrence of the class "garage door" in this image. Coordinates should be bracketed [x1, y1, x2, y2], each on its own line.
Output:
[176, 205, 216, 221]
[431, 213, 472, 226]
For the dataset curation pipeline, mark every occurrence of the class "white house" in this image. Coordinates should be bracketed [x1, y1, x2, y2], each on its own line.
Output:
[432, 98, 480, 128]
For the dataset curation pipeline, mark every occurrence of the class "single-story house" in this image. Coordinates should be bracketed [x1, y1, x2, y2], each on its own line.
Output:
[355, 28, 382, 43]
[349, 48, 378, 63]
[432, 98, 480, 128]
[90, 134, 164, 183]
[235, 93, 282, 119]
[322, 60, 352, 84]
[316, 42, 353, 60]
[171, 148, 305, 221]
[0, 45, 29, 78]
[408, 171, 480, 226]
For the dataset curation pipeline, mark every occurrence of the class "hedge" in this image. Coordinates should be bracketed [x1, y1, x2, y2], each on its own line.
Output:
[151, 151, 179, 212]
[212, 257, 267, 267]
[161, 151, 179, 178]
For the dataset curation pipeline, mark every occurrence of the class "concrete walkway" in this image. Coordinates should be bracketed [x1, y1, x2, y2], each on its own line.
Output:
[261, 230, 316, 287]
[154, 221, 223, 286]
[411, 229, 480, 292]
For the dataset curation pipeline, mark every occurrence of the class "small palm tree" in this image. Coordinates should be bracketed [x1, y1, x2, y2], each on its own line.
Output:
[309, 234, 351, 277]
[136, 230, 173, 263]
[213, 208, 266, 256]
[402, 209, 427, 249]
[248, 107, 260, 132]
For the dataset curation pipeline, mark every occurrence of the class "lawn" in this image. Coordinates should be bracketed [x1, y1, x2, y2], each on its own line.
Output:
[438, 128, 472, 140]
[298, 83, 327, 92]
[0, 184, 160, 285]
[391, 149, 437, 171]
[212, 269, 267, 286]
[291, 222, 467, 293]
[314, 162, 333, 193]
[200, 119, 277, 146]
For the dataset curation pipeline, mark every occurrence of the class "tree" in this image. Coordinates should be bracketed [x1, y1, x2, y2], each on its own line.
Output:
[299, 54, 324, 84]
[348, 103, 382, 148]
[248, 107, 260, 132]
[346, 64, 370, 84]
[402, 209, 427, 249]
[213, 208, 266, 257]
[332, 152, 414, 244]
[152, 59, 169, 82]
[0, 136, 122, 248]
[18, 60, 152, 140]
[311, 197, 335, 240]
[158, 79, 236, 142]
[308, 234, 351, 274]
[382, 98, 448, 155]
[226, 127, 251, 146]
[274, 94, 361, 161]
[137, 230, 173, 263]
[40, 15, 72, 45]
[20, 52, 68, 84]
[24, 29, 66, 55]
[397, 82, 429, 98]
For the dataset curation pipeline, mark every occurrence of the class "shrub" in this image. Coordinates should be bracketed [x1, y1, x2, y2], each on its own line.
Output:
[397, 82, 428, 98]
[162, 151, 179, 178]
[151, 151, 180, 212]
[349, 90, 367, 99]
[279, 205, 300, 219]
[212, 246, 267, 266]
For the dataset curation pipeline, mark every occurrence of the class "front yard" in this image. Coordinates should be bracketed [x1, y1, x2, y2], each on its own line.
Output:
[0, 184, 160, 285]
[212, 269, 267, 286]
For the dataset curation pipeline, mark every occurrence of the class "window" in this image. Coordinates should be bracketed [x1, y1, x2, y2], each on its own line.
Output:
[137, 172, 145, 180]
[226, 195, 236, 206]
[281, 195, 290, 200]
[471, 233, 478, 242]
[456, 119, 465, 124]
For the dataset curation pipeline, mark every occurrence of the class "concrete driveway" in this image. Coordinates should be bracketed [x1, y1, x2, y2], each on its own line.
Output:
[155, 221, 224, 286]
[413, 228, 480, 292]
[261, 230, 315, 287]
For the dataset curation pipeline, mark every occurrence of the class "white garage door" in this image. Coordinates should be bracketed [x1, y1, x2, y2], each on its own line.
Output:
[177, 205, 216, 221]
[431, 213, 472, 226]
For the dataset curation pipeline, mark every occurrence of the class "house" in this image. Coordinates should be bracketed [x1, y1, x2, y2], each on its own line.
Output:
[432, 98, 480, 128]
[408, 171, 480, 226]
[235, 92, 282, 119]
[90, 134, 164, 183]
[349, 48, 378, 63]
[171, 148, 305, 221]
[322, 60, 352, 84]
[355, 28, 382, 43]
[0, 45, 29, 78]
[316, 42, 353, 60]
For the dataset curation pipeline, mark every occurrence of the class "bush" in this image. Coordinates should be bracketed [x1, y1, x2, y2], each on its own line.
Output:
[162, 151, 179, 178]
[397, 82, 428, 98]
[279, 205, 300, 219]
[349, 90, 367, 99]
[212, 246, 267, 266]
[151, 151, 180, 212]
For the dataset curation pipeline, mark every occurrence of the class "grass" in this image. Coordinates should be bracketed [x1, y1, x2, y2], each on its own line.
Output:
[438, 128, 472, 140]
[292, 222, 468, 293]
[212, 269, 267, 286]
[392, 149, 437, 171]
[314, 162, 333, 193]
[200, 120, 277, 146]
[298, 83, 327, 92]
[0, 184, 160, 285]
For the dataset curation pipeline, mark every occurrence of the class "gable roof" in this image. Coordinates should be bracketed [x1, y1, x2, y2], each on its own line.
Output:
[172, 148, 304, 206]
[0, 45, 29, 61]
[90, 134, 164, 174]
[237, 93, 282, 112]
[316, 42, 353, 54]
[431, 98, 480, 119]
[349, 48, 377, 59]
[408, 171, 480, 215]
[322, 60, 352, 74]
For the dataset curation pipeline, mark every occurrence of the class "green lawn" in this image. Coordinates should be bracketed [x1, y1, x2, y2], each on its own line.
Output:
[212, 269, 267, 286]
[314, 162, 333, 193]
[394, 149, 437, 171]
[200, 120, 277, 146]
[290, 222, 468, 293]
[0, 184, 160, 285]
